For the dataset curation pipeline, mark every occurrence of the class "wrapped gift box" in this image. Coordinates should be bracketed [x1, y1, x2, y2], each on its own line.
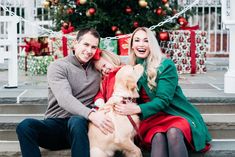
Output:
[118, 36, 130, 56]
[26, 55, 54, 75]
[49, 31, 77, 59]
[18, 55, 27, 71]
[99, 38, 118, 54]
[163, 30, 208, 74]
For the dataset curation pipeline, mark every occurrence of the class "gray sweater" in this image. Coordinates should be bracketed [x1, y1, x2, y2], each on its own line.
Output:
[44, 54, 101, 119]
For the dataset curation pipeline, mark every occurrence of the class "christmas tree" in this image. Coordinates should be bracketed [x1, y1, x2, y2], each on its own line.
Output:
[43, 0, 191, 38]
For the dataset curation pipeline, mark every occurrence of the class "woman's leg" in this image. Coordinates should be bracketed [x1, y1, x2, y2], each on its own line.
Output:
[67, 116, 90, 157]
[151, 133, 168, 157]
[166, 128, 188, 157]
[16, 118, 69, 157]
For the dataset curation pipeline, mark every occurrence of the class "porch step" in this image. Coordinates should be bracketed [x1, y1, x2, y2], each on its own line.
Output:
[0, 114, 235, 140]
[0, 140, 235, 157]
[206, 57, 229, 71]
[1, 103, 235, 114]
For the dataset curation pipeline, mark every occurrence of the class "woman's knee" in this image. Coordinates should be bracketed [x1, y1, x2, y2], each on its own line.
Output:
[152, 133, 166, 144]
[166, 128, 184, 144]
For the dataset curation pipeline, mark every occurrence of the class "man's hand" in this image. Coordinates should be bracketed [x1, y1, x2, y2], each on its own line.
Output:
[88, 111, 114, 135]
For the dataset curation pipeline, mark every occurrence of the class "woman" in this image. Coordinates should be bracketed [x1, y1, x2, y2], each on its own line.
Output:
[114, 27, 211, 157]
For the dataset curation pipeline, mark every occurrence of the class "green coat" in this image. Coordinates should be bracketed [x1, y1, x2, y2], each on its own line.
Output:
[137, 58, 211, 151]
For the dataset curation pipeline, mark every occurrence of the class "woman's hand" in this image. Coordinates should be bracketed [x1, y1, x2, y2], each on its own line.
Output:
[114, 102, 141, 115]
[88, 111, 114, 135]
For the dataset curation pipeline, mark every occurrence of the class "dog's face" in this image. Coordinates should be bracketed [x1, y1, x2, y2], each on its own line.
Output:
[113, 64, 144, 98]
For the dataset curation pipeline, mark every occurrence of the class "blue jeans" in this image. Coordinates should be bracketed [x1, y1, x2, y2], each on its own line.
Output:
[16, 116, 90, 157]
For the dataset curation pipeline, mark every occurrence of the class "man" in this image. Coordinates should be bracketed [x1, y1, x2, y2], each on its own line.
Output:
[16, 28, 114, 157]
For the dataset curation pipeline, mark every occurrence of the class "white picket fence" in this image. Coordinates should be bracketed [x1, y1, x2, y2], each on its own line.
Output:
[180, 0, 230, 55]
[0, 0, 230, 56]
[0, 0, 52, 44]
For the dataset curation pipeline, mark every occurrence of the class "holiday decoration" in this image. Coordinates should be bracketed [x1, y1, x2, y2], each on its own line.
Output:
[26, 55, 54, 75]
[118, 36, 130, 56]
[18, 55, 27, 71]
[49, 31, 77, 59]
[139, 0, 148, 8]
[162, 29, 207, 74]
[42, 1, 50, 8]
[18, 35, 53, 73]
[99, 38, 118, 54]
[158, 31, 169, 41]
[115, 30, 123, 36]
[177, 17, 188, 27]
[133, 21, 139, 28]
[23, 36, 50, 56]
[155, 7, 163, 16]
[45, 0, 190, 37]
[111, 26, 118, 32]
[78, 0, 87, 5]
[125, 6, 132, 14]
[162, 0, 168, 4]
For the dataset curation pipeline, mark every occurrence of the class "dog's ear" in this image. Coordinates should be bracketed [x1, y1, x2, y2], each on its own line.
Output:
[125, 75, 137, 91]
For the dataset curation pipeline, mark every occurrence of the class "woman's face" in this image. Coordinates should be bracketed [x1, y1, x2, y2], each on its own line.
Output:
[131, 29, 150, 59]
[94, 57, 115, 76]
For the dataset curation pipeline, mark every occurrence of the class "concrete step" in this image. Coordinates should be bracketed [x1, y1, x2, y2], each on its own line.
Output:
[0, 139, 235, 157]
[0, 103, 235, 114]
[0, 114, 235, 140]
[194, 103, 235, 114]
[206, 57, 229, 71]
[0, 104, 47, 114]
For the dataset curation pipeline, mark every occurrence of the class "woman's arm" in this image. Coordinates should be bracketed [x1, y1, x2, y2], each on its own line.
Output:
[139, 59, 178, 119]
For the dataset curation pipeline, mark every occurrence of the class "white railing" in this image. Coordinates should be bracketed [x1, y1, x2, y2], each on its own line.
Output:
[0, 0, 52, 44]
[179, 0, 229, 55]
[0, 16, 19, 88]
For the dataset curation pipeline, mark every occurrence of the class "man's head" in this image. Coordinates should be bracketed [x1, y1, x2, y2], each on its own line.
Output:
[73, 28, 100, 64]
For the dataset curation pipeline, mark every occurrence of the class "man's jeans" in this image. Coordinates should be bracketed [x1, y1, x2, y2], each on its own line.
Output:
[16, 116, 89, 157]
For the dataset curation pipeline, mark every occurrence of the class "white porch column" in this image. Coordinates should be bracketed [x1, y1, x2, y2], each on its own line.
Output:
[23, 0, 38, 36]
[222, 0, 235, 93]
[0, 16, 19, 88]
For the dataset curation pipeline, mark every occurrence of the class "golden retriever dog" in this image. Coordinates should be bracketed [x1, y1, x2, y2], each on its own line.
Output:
[88, 64, 144, 157]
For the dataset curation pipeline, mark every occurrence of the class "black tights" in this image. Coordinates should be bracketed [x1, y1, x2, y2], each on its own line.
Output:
[151, 128, 188, 157]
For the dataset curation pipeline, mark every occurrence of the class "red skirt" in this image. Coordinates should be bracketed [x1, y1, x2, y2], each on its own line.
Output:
[139, 112, 193, 148]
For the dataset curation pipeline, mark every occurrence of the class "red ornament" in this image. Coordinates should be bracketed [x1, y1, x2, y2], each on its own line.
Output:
[172, 9, 177, 15]
[111, 26, 118, 32]
[76, 0, 80, 5]
[62, 22, 69, 29]
[133, 21, 139, 28]
[125, 6, 132, 14]
[89, 8, 96, 15]
[155, 7, 163, 15]
[162, 0, 168, 3]
[66, 8, 74, 14]
[177, 17, 188, 27]
[61, 22, 74, 34]
[159, 32, 169, 41]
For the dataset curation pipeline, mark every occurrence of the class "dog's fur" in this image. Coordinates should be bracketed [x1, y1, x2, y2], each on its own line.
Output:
[88, 64, 144, 157]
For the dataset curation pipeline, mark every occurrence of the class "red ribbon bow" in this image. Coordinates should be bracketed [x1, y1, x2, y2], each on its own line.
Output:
[93, 48, 102, 60]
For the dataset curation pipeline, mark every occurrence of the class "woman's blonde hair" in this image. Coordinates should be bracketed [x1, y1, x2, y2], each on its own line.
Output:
[100, 50, 121, 68]
[129, 27, 164, 90]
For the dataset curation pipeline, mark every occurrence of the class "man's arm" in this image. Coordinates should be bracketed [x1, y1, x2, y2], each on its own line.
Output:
[47, 62, 92, 118]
